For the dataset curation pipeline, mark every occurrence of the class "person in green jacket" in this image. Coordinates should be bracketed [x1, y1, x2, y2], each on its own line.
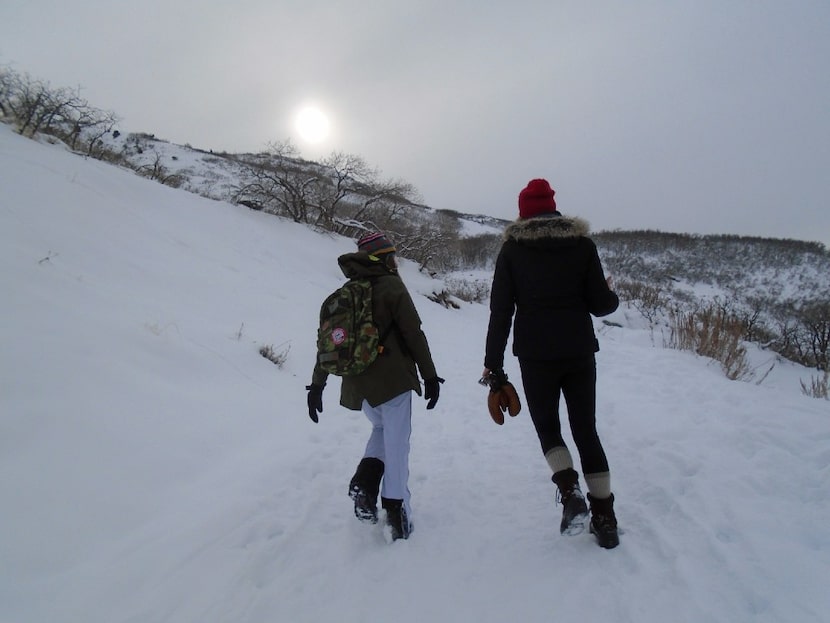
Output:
[306, 232, 443, 541]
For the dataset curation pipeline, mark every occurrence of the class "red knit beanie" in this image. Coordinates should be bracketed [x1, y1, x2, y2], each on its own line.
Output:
[518, 178, 557, 219]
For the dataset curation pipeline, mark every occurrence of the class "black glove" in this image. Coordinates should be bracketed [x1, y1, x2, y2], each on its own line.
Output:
[306, 383, 324, 423]
[424, 376, 445, 410]
[488, 369, 509, 392]
[479, 369, 509, 392]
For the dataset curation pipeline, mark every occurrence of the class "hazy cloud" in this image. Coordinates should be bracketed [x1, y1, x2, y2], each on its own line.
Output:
[2, 1, 828, 244]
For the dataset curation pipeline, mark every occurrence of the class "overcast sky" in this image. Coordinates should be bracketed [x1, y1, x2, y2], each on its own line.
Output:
[2, 1, 829, 245]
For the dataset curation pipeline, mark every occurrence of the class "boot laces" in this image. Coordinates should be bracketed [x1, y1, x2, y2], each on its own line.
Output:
[556, 484, 583, 507]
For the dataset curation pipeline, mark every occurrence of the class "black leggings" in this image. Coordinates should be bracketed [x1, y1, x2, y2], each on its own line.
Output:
[519, 356, 609, 474]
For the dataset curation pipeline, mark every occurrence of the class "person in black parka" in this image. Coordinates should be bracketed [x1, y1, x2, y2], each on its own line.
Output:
[483, 178, 621, 548]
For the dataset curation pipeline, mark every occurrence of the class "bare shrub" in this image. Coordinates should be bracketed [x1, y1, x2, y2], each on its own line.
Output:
[444, 277, 490, 303]
[427, 290, 460, 309]
[94, 143, 129, 166]
[616, 279, 665, 325]
[667, 305, 751, 380]
[136, 153, 183, 187]
[800, 370, 829, 400]
[456, 234, 501, 270]
[260, 342, 290, 368]
[768, 299, 830, 370]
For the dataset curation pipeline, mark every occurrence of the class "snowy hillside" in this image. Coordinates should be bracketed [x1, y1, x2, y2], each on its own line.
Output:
[93, 131, 508, 238]
[1, 124, 828, 623]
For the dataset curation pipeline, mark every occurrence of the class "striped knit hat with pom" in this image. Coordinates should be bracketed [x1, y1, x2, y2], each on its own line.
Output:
[357, 231, 396, 256]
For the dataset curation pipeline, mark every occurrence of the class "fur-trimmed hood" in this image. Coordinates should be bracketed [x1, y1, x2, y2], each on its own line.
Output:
[503, 213, 590, 243]
[485, 211, 617, 369]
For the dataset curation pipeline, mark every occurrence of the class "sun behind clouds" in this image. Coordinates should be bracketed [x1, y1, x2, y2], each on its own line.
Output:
[294, 105, 331, 145]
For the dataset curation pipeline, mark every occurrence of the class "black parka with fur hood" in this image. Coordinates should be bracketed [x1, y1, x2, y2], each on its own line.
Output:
[484, 213, 619, 370]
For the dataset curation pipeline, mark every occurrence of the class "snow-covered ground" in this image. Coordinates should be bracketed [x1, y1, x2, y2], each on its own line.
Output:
[1, 125, 828, 623]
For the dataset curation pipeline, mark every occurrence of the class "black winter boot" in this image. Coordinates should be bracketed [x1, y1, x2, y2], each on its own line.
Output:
[381, 497, 411, 541]
[348, 458, 384, 524]
[587, 493, 619, 549]
[551, 468, 589, 535]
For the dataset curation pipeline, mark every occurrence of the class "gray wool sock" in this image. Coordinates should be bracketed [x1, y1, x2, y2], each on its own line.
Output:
[585, 472, 612, 499]
[545, 446, 574, 474]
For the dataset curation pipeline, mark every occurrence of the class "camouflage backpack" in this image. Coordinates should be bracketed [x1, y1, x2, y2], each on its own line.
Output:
[316, 278, 388, 376]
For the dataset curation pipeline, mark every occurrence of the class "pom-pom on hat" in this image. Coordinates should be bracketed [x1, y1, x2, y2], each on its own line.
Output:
[357, 231, 396, 256]
[518, 178, 557, 219]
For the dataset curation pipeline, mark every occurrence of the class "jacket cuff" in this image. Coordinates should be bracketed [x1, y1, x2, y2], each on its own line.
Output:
[311, 364, 329, 388]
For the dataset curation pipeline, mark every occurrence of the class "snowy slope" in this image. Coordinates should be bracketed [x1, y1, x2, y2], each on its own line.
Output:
[1, 125, 828, 623]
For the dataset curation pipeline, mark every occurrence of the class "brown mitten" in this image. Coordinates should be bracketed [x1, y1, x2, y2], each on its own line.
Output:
[487, 382, 522, 425]
[501, 381, 522, 417]
[481, 370, 522, 425]
[488, 390, 507, 425]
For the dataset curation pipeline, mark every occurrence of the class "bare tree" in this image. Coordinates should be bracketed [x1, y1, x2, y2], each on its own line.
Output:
[349, 178, 420, 230]
[737, 296, 770, 344]
[81, 110, 119, 157]
[0, 67, 119, 151]
[233, 140, 321, 223]
[312, 151, 377, 229]
[797, 301, 830, 370]
[7, 72, 50, 136]
[395, 215, 460, 273]
[137, 153, 182, 187]
[0, 65, 15, 117]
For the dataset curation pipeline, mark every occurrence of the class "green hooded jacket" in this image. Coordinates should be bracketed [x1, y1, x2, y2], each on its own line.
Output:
[311, 251, 438, 410]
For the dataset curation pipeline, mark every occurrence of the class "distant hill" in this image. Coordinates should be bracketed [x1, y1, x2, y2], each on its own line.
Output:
[593, 230, 830, 371]
[54, 130, 830, 371]
[595, 230, 829, 304]
[3, 96, 828, 372]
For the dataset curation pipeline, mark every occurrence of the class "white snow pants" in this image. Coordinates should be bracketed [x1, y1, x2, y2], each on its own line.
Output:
[361, 391, 412, 518]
